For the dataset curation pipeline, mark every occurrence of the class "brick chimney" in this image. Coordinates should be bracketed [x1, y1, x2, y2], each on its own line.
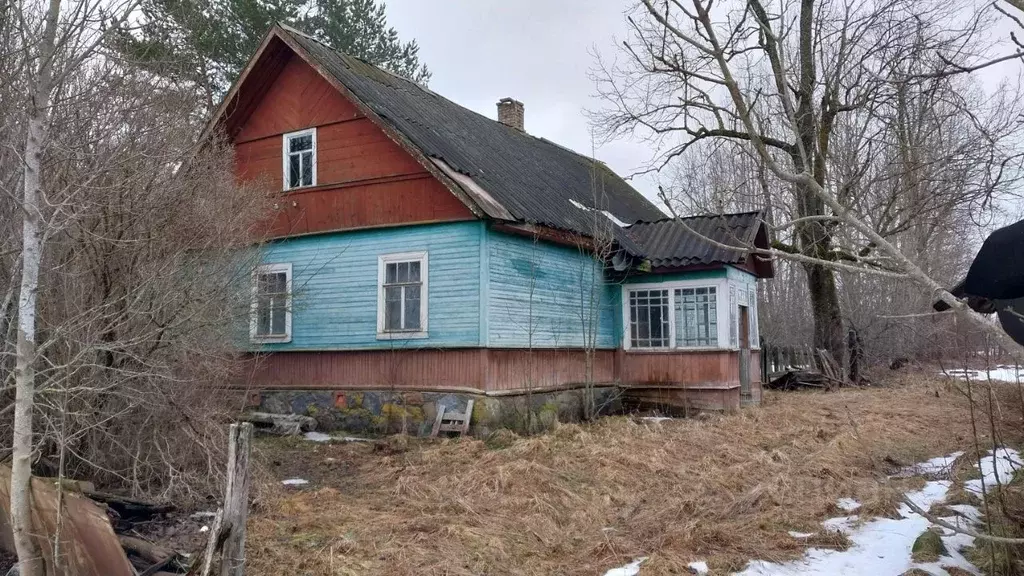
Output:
[496, 98, 524, 131]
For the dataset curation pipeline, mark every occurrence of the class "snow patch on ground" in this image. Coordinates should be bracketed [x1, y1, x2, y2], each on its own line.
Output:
[787, 531, 814, 539]
[943, 366, 1023, 383]
[836, 498, 861, 512]
[603, 557, 647, 576]
[637, 416, 674, 423]
[965, 447, 1022, 495]
[302, 431, 374, 443]
[821, 515, 858, 534]
[893, 452, 964, 479]
[687, 560, 709, 574]
[281, 478, 309, 486]
[734, 451, 1001, 576]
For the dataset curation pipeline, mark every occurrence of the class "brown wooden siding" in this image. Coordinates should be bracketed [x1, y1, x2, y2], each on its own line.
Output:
[234, 53, 360, 142]
[619, 349, 742, 388]
[243, 348, 758, 397]
[231, 55, 475, 237]
[245, 349, 486, 392]
[484, 349, 617, 392]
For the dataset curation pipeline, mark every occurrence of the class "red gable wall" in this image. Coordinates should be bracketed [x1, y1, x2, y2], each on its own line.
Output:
[231, 53, 475, 238]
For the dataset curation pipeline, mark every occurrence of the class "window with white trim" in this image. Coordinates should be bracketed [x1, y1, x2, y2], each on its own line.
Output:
[674, 287, 717, 348]
[748, 285, 759, 347]
[378, 252, 428, 337]
[628, 289, 671, 348]
[251, 263, 292, 342]
[729, 284, 738, 347]
[283, 128, 316, 189]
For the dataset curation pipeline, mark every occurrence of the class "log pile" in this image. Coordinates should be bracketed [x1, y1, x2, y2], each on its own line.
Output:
[765, 348, 846, 391]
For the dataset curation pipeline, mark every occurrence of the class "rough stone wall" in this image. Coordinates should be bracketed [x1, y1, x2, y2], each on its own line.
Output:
[258, 387, 621, 436]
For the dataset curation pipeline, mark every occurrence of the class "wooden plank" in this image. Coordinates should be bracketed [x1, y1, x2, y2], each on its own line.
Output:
[234, 56, 360, 142]
[462, 399, 474, 434]
[219, 423, 253, 576]
[0, 467, 133, 576]
[431, 406, 445, 437]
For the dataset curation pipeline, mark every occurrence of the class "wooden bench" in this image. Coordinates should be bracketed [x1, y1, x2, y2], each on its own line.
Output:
[431, 400, 474, 437]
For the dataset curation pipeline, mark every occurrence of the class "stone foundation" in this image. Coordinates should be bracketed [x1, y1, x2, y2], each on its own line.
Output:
[258, 387, 621, 437]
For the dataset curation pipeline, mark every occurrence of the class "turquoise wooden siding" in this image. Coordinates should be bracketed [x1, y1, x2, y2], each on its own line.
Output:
[485, 229, 619, 349]
[255, 221, 481, 351]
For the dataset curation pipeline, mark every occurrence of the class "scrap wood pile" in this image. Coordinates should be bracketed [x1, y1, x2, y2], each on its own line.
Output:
[765, 346, 847, 391]
[0, 472, 229, 576]
[0, 422, 253, 576]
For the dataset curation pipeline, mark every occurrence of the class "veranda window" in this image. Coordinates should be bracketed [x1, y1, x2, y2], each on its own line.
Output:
[675, 286, 717, 347]
[629, 289, 670, 348]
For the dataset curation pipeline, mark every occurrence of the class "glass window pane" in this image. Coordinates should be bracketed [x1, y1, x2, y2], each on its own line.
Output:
[396, 262, 409, 283]
[271, 296, 287, 334]
[385, 286, 402, 330]
[301, 151, 313, 186]
[270, 272, 286, 295]
[289, 134, 312, 152]
[288, 155, 300, 188]
[408, 261, 420, 282]
[386, 263, 397, 284]
[256, 298, 271, 336]
[405, 285, 421, 330]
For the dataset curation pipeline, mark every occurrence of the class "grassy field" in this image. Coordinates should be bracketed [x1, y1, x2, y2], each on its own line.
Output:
[246, 374, 1024, 575]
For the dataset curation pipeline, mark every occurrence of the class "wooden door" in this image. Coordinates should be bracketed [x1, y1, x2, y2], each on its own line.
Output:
[739, 306, 751, 397]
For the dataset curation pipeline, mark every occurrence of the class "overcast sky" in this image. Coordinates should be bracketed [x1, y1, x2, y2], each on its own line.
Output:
[382, 1, 1024, 226]
[382, 0, 665, 205]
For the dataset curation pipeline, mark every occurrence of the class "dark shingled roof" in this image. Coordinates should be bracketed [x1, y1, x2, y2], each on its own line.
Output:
[616, 211, 772, 276]
[280, 27, 666, 235]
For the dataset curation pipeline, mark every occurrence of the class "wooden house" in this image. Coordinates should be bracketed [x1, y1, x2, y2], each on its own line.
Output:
[211, 25, 774, 434]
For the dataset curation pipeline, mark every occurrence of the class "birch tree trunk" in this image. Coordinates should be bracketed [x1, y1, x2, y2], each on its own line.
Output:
[12, 0, 61, 573]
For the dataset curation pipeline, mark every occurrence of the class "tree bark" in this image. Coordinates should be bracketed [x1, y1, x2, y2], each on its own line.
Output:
[13, 0, 61, 573]
[791, 0, 847, 369]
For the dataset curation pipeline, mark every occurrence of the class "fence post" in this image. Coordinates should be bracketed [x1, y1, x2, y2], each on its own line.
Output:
[219, 422, 253, 576]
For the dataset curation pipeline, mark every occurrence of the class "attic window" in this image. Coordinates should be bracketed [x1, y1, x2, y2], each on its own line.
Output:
[283, 128, 316, 189]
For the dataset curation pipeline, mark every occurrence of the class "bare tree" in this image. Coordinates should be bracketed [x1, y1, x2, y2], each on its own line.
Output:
[593, 0, 1024, 366]
[3, 1, 269, 571]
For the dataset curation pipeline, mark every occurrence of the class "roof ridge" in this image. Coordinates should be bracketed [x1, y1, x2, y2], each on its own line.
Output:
[278, 25, 631, 172]
[279, 24, 445, 96]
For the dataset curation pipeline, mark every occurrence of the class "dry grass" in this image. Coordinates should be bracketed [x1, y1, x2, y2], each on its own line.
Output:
[247, 374, 1023, 575]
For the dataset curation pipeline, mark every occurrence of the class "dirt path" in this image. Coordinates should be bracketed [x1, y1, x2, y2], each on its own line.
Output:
[247, 375, 1022, 575]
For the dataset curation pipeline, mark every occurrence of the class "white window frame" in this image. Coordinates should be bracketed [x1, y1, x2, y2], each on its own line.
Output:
[377, 251, 429, 339]
[250, 262, 293, 343]
[622, 278, 735, 351]
[282, 128, 317, 190]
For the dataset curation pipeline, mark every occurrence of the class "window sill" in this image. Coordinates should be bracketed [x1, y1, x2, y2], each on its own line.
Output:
[282, 183, 317, 193]
[251, 335, 292, 344]
[377, 331, 429, 340]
